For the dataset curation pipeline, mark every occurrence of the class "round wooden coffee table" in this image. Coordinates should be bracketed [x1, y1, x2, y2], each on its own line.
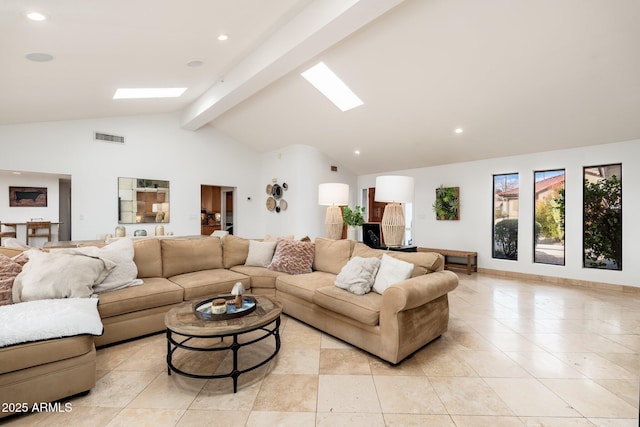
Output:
[164, 294, 282, 393]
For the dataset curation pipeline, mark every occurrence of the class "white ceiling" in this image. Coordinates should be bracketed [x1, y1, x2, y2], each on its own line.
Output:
[3, 0, 640, 175]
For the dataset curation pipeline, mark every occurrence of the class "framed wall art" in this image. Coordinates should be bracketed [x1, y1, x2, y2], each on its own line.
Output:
[9, 186, 48, 207]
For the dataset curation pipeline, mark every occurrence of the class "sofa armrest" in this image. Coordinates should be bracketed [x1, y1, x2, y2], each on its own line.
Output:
[381, 270, 458, 313]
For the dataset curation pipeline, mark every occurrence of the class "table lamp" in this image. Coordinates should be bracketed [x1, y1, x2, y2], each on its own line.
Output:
[318, 183, 349, 240]
[374, 175, 414, 247]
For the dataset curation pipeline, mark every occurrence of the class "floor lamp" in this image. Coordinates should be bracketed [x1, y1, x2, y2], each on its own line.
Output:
[374, 176, 414, 247]
[318, 183, 349, 240]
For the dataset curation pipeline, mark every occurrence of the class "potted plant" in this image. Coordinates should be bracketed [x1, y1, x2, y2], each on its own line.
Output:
[343, 205, 365, 240]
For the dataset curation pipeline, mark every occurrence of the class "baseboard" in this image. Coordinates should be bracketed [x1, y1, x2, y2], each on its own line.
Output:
[477, 268, 640, 294]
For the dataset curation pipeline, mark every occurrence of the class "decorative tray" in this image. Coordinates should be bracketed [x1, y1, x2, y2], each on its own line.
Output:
[193, 295, 257, 320]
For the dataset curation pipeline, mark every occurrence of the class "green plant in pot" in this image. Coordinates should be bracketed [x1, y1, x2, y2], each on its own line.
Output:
[433, 186, 459, 220]
[343, 205, 365, 240]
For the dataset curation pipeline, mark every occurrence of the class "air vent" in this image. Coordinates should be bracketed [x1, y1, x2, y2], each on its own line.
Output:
[94, 132, 125, 144]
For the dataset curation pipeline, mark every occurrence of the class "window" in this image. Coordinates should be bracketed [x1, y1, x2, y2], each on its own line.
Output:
[583, 164, 622, 270]
[534, 170, 565, 265]
[493, 173, 519, 260]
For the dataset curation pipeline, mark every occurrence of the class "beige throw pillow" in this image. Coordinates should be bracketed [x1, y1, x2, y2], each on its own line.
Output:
[245, 240, 277, 267]
[12, 250, 116, 302]
[53, 237, 143, 293]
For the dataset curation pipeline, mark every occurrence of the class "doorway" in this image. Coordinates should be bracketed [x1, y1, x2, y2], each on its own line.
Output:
[200, 185, 235, 235]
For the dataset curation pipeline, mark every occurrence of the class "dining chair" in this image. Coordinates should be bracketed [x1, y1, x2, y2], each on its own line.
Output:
[0, 222, 17, 246]
[26, 221, 52, 246]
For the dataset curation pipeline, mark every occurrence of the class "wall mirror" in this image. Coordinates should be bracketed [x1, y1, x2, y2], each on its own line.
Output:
[118, 177, 170, 224]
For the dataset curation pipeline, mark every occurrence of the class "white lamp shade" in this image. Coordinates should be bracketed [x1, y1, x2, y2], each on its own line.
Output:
[318, 183, 349, 206]
[374, 176, 414, 203]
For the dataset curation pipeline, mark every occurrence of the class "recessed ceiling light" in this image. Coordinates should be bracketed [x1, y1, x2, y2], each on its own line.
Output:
[301, 62, 363, 112]
[26, 12, 46, 21]
[454, 127, 464, 134]
[354, 150, 361, 155]
[217, 34, 229, 41]
[113, 88, 187, 99]
[187, 60, 203, 67]
[25, 52, 54, 62]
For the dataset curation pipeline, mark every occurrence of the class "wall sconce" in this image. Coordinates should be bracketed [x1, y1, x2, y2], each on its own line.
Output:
[374, 175, 414, 247]
[318, 183, 349, 240]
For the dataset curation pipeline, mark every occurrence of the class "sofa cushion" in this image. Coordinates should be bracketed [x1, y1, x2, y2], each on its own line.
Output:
[230, 265, 287, 289]
[245, 240, 277, 267]
[351, 243, 444, 276]
[133, 238, 163, 278]
[312, 238, 352, 275]
[334, 256, 381, 295]
[223, 235, 250, 268]
[276, 271, 336, 303]
[373, 254, 414, 294]
[0, 335, 94, 375]
[161, 237, 223, 277]
[388, 251, 444, 276]
[168, 269, 250, 300]
[313, 286, 381, 326]
[97, 277, 184, 318]
[269, 239, 315, 275]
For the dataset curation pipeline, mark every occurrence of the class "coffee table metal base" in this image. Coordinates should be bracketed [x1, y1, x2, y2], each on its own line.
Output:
[166, 316, 280, 393]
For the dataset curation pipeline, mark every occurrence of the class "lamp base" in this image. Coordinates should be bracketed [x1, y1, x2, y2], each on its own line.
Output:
[325, 206, 344, 240]
[381, 203, 405, 247]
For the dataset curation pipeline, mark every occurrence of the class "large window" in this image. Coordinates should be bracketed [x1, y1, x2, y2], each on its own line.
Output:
[534, 170, 565, 265]
[493, 173, 519, 260]
[583, 164, 622, 270]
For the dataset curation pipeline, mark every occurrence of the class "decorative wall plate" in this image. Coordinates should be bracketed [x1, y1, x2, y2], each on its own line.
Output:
[265, 184, 273, 195]
[266, 197, 276, 211]
[279, 199, 288, 211]
[271, 184, 282, 199]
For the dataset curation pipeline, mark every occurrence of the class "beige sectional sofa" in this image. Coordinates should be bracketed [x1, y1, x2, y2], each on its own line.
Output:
[0, 235, 458, 418]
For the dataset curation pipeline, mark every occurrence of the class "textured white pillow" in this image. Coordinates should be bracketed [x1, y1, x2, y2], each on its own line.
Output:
[244, 240, 277, 267]
[53, 238, 143, 293]
[372, 253, 414, 294]
[334, 256, 381, 295]
[12, 250, 116, 302]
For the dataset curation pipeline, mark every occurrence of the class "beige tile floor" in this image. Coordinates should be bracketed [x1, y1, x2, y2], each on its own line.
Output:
[5, 273, 639, 426]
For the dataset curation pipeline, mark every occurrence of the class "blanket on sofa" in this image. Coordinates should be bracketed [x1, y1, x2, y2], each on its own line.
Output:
[0, 298, 103, 347]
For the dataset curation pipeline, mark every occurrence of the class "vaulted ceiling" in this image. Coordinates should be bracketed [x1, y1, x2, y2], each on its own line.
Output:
[3, 0, 640, 174]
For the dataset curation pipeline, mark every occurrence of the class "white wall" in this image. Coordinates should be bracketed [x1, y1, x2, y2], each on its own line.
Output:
[0, 113, 264, 240]
[260, 144, 357, 240]
[358, 139, 640, 288]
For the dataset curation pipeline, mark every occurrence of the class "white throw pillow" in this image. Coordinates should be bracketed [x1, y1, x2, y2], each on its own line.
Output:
[334, 256, 381, 295]
[53, 238, 143, 293]
[372, 253, 414, 294]
[12, 250, 116, 302]
[244, 240, 277, 267]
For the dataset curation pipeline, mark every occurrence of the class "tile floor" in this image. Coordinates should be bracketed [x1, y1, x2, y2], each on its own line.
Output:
[5, 273, 639, 426]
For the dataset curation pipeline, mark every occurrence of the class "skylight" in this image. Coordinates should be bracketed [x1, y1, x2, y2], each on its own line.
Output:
[112, 88, 187, 99]
[301, 62, 363, 112]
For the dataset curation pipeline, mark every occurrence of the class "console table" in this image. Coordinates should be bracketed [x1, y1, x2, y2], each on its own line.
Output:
[418, 247, 477, 275]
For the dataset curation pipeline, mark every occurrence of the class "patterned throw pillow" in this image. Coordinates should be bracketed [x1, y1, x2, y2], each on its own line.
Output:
[0, 254, 24, 306]
[268, 239, 315, 274]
